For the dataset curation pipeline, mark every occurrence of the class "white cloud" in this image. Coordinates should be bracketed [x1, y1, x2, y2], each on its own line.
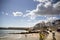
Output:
[2, 12, 8, 16]
[44, 2, 52, 8]
[34, 1, 60, 16]
[27, 20, 31, 21]
[46, 17, 59, 22]
[34, 0, 50, 2]
[13, 12, 23, 16]
[23, 11, 37, 20]
[5, 13, 8, 15]
[53, 1, 60, 10]
[26, 10, 31, 13]
[2, 12, 4, 15]
[24, 0, 60, 20]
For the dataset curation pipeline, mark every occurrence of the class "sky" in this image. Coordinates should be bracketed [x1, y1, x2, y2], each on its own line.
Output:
[0, 0, 60, 27]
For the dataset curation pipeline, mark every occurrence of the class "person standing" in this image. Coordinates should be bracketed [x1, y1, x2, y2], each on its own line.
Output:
[39, 32, 44, 40]
[52, 32, 56, 40]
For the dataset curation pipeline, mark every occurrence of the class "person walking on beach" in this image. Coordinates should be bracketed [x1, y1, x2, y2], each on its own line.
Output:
[52, 32, 56, 40]
[25, 34, 27, 37]
[39, 32, 44, 40]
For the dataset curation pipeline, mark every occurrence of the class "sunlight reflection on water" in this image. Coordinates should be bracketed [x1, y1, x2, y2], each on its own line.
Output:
[0, 30, 26, 37]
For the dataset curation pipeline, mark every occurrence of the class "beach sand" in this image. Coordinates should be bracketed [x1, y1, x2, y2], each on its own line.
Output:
[0, 33, 39, 40]
[0, 32, 60, 40]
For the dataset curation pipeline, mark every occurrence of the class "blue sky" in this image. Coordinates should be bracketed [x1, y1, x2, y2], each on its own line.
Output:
[0, 0, 60, 27]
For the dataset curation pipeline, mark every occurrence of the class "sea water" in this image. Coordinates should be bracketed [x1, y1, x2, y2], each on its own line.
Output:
[0, 30, 26, 37]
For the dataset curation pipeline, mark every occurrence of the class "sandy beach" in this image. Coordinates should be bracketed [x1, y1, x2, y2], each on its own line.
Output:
[0, 32, 60, 40]
[0, 33, 39, 40]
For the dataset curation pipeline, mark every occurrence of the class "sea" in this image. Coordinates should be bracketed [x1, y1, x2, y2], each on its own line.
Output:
[0, 30, 26, 37]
